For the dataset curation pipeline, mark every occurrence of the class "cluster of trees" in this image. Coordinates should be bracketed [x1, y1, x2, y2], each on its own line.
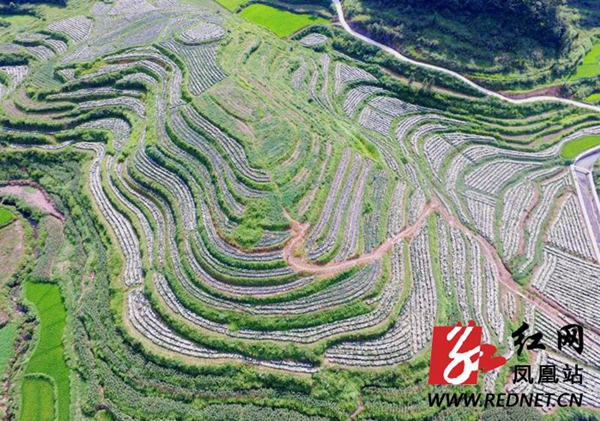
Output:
[378, 0, 570, 50]
[0, 0, 66, 7]
[340, 0, 574, 79]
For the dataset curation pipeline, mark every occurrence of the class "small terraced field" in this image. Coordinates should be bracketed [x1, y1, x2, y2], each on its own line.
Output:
[0, 208, 13, 228]
[239, 4, 328, 37]
[562, 135, 600, 159]
[572, 44, 600, 80]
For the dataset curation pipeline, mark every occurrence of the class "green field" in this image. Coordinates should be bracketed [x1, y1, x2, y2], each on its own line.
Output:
[23, 282, 69, 421]
[587, 93, 600, 102]
[21, 376, 55, 421]
[215, 0, 246, 11]
[0, 207, 14, 228]
[238, 4, 328, 38]
[0, 322, 17, 374]
[571, 44, 600, 80]
[561, 136, 600, 159]
[2, 14, 37, 25]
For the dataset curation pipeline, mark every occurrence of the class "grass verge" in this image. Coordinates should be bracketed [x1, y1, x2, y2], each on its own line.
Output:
[0, 322, 17, 374]
[571, 44, 600, 80]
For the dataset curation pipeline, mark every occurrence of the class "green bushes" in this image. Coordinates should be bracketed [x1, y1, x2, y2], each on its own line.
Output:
[20, 375, 56, 421]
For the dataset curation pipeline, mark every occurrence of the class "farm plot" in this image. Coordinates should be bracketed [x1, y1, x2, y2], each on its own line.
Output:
[178, 22, 226, 44]
[239, 5, 328, 38]
[0, 207, 14, 228]
[48, 16, 93, 44]
[299, 33, 328, 47]
[571, 44, 600, 81]
[162, 40, 226, 95]
[532, 247, 600, 327]
[23, 282, 70, 421]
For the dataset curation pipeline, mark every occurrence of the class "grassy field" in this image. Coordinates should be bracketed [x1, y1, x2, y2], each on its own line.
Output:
[0, 220, 24, 285]
[23, 282, 69, 421]
[0, 322, 17, 374]
[571, 44, 600, 80]
[238, 4, 328, 38]
[1, 14, 37, 26]
[587, 93, 600, 102]
[215, 0, 246, 11]
[561, 136, 600, 159]
[0, 207, 14, 228]
[21, 376, 55, 421]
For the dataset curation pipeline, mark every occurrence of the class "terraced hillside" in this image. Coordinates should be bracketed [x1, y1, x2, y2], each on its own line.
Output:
[1, 0, 600, 419]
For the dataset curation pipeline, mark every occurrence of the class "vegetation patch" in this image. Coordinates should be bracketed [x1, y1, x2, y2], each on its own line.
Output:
[0, 207, 14, 228]
[561, 135, 600, 159]
[239, 4, 328, 38]
[215, 0, 246, 11]
[21, 376, 56, 421]
[0, 322, 17, 374]
[571, 44, 600, 80]
[23, 282, 69, 421]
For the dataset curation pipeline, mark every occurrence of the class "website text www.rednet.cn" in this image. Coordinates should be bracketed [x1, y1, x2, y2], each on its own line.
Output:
[428, 392, 583, 408]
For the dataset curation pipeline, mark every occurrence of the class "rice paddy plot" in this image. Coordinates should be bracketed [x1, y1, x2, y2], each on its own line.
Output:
[22, 282, 70, 421]
[571, 44, 600, 80]
[0, 207, 14, 228]
[21, 376, 55, 421]
[561, 135, 600, 159]
[239, 4, 328, 38]
[216, 0, 246, 12]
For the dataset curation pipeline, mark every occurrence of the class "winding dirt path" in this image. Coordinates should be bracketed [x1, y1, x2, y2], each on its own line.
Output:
[283, 201, 436, 276]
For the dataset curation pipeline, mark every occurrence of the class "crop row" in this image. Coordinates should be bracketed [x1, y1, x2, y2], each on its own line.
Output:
[342, 85, 382, 117]
[325, 245, 410, 366]
[76, 142, 143, 286]
[519, 172, 571, 272]
[161, 40, 226, 95]
[129, 288, 317, 373]
[547, 194, 597, 261]
[48, 16, 93, 44]
[333, 63, 376, 95]
[179, 22, 226, 44]
[308, 154, 361, 261]
[532, 247, 600, 327]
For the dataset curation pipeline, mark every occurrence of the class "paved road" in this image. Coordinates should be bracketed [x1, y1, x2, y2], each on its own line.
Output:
[332, 0, 600, 113]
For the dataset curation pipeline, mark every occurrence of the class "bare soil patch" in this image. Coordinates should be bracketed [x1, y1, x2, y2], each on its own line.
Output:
[0, 183, 63, 220]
